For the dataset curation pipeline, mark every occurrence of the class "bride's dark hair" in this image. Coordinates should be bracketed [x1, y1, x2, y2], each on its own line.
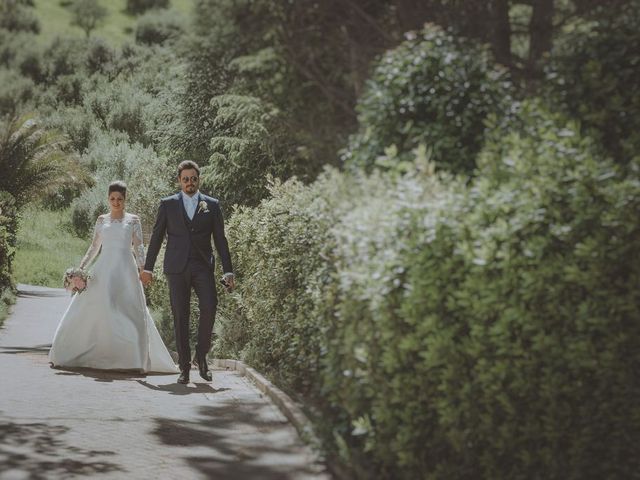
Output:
[108, 180, 127, 198]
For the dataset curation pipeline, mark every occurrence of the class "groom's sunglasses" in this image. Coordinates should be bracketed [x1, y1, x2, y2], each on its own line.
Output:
[180, 176, 199, 183]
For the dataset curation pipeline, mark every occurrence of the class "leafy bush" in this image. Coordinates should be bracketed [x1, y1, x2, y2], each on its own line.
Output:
[215, 174, 341, 392]
[546, 5, 640, 164]
[0, 191, 16, 324]
[333, 106, 640, 479]
[343, 23, 512, 175]
[40, 37, 86, 84]
[0, 191, 17, 293]
[125, 0, 169, 15]
[0, 1, 40, 33]
[83, 80, 152, 145]
[134, 9, 185, 46]
[217, 102, 640, 478]
[85, 37, 115, 75]
[46, 106, 96, 154]
[70, 131, 174, 237]
[53, 73, 86, 106]
[0, 68, 35, 117]
[0, 30, 39, 72]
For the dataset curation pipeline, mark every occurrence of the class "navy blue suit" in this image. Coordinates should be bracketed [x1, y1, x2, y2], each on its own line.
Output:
[145, 192, 233, 370]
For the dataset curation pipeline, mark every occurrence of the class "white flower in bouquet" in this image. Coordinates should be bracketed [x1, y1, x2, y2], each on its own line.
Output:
[63, 267, 90, 295]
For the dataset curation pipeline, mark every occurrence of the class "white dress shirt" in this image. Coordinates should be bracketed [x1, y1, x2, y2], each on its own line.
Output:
[182, 191, 200, 220]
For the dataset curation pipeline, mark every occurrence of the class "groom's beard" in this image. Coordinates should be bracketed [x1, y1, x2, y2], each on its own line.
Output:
[185, 185, 197, 194]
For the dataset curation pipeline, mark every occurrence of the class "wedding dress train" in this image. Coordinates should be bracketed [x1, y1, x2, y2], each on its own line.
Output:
[49, 213, 178, 373]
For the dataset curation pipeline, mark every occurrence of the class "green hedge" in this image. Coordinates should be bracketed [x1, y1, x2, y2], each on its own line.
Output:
[216, 102, 640, 479]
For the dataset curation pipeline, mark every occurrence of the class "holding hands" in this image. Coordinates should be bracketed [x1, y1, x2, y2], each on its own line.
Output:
[139, 270, 235, 293]
[140, 270, 153, 287]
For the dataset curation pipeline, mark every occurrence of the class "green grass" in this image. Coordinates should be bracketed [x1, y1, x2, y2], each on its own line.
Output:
[34, 0, 193, 46]
[14, 205, 88, 288]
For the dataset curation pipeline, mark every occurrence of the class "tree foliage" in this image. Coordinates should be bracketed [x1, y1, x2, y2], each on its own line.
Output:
[70, 0, 108, 38]
[344, 24, 512, 175]
[546, 2, 640, 164]
[0, 115, 89, 208]
[0, 0, 40, 33]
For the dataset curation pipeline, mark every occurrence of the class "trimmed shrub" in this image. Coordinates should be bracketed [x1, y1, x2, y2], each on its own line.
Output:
[343, 23, 512, 176]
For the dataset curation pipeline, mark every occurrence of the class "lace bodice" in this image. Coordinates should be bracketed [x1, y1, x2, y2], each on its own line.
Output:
[80, 213, 146, 269]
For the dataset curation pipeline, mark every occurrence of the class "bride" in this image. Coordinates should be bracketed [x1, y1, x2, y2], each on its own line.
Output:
[49, 181, 178, 374]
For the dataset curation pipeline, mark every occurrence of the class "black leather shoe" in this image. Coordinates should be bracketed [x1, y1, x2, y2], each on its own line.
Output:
[194, 356, 212, 382]
[177, 368, 190, 384]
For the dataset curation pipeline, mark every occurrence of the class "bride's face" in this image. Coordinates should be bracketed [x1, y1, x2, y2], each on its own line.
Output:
[108, 191, 125, 213]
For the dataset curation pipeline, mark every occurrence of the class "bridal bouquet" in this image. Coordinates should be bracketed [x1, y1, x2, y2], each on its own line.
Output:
[63, 267, 90, 294]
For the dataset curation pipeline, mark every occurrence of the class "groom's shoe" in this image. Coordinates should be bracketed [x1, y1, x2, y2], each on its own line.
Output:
[177, 368, 190, 385]
[193, 356, 213, 382]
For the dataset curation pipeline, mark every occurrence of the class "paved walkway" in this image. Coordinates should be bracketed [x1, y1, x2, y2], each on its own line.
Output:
[0, 285, 330, 480]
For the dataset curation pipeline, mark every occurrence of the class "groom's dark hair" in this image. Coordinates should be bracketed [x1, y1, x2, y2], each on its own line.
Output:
[178, 160, 200, 177]
[108, 180, 127, 198]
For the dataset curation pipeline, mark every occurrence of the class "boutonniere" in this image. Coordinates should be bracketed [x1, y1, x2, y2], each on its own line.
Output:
[197, 200, 210, 214]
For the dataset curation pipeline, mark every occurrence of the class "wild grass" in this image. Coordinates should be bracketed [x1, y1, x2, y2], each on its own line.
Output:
[13, 205, 88, 288]
[33, 0, 193, 46]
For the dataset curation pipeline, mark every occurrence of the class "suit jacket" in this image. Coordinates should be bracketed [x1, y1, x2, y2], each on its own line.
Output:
[144, 192, 233, 275]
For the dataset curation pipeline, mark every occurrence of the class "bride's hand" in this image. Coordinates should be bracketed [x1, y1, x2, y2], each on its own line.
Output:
[140, 271, 153, 287]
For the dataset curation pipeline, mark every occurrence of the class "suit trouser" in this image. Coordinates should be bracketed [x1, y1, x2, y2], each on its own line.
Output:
[166, 258, 218, 371]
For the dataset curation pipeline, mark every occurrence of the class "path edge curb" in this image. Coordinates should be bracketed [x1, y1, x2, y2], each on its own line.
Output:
[212, 358, 322, 448]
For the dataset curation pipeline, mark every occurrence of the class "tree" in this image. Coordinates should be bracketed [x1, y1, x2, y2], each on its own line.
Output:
[0, 115, 88, 208]
[70, 0, 107, 38]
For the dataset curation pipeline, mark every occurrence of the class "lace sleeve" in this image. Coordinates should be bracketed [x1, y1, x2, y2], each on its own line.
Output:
[79, 216, 104, 269]
[131, 215, 145, 269]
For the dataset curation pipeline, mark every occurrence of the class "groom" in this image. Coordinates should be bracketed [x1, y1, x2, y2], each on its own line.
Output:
[141, 160, 235, 384]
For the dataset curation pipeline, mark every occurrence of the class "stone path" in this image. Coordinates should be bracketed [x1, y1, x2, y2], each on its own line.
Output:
[0, 285, 329, 480]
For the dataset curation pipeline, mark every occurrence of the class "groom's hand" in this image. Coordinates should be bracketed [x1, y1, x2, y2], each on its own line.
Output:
[140, 271, 153, 287]
[222, 273, 236, 292]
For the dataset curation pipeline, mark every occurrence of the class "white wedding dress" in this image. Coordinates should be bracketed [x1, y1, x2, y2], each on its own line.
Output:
[49, 213, 178, 373]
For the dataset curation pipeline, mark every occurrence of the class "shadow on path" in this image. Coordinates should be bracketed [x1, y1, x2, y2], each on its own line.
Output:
[50, 367, 148, 383]
[0, 345, 51, 355]
[0, 416, 124, 479]
[16, 290, 67, 299]
[152, 402, 323, 479]
[136, 380, 230, 396]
